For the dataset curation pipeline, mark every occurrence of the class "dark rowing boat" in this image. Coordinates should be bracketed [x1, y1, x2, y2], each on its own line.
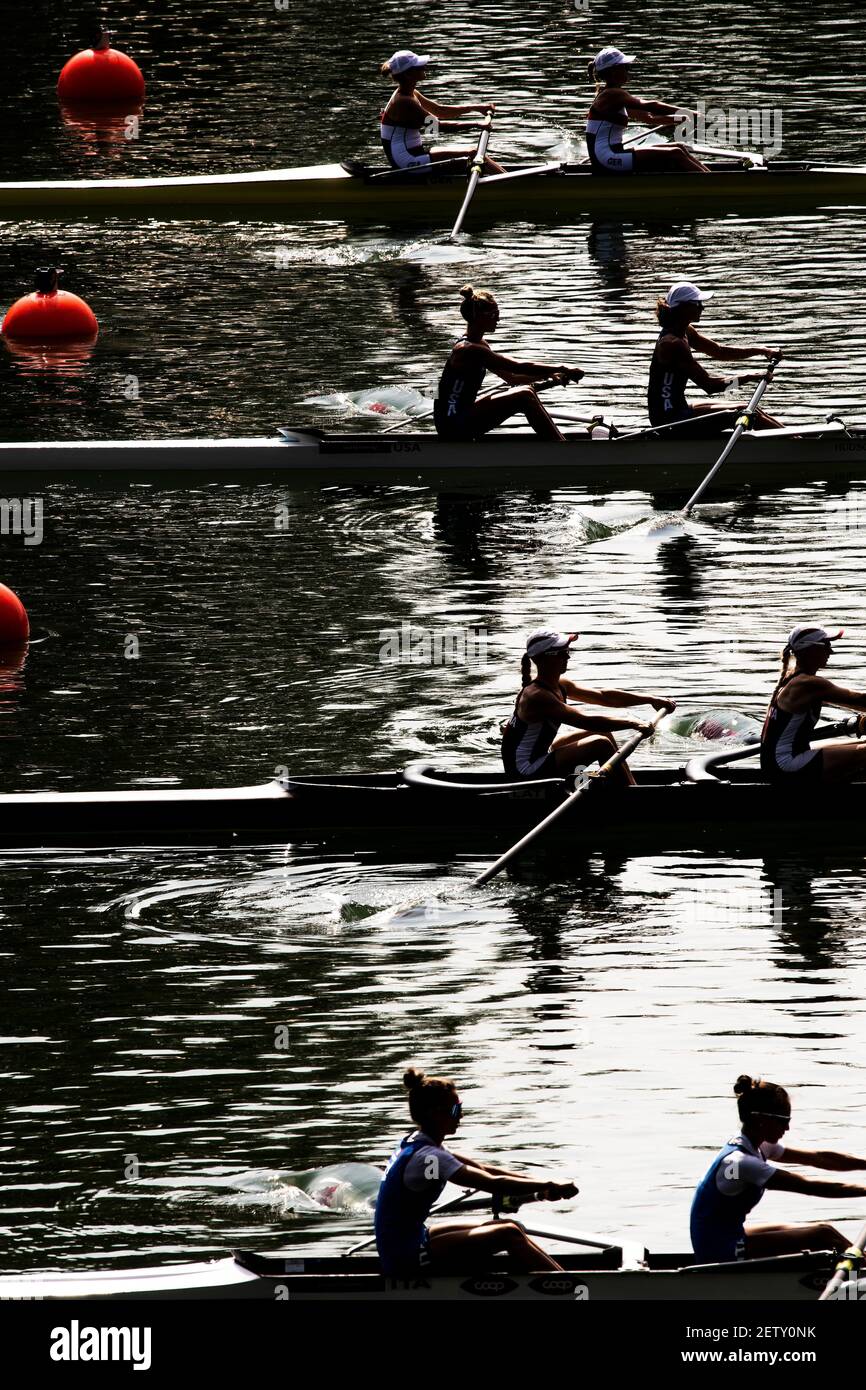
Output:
[0, 752, 862, 846]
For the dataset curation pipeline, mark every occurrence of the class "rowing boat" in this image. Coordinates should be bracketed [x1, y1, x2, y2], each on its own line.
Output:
[1, 422, 863, 488]
[2, 160, 865, 222]
[0, 1247, 843, 1301]
[2, 756, 866, 847]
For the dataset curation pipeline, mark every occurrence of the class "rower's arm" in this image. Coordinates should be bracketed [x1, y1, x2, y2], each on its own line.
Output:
[659, 336, 728, 395]
[619, 91, 694, 126]
[415, 92, 492, 120]
[563, 682, 675, 712]
[768, 1169, 866, 1199]
[528, 688, 645, 734]
[809, 678, 866, 714]
[687, 327, 774, 362]
[451, 1153, 530, 1180]
[482, 348, 578, 385]
[780, 1145, 866, 1171]
[450, 1164, 576, 1200]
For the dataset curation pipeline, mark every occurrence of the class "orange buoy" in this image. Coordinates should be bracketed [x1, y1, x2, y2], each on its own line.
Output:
[2, 269, 98, 343]
[0, 585, 29, 648]
[57, 28, 145, 110]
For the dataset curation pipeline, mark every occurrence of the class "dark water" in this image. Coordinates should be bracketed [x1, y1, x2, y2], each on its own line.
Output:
[1, 0, 866, 1275]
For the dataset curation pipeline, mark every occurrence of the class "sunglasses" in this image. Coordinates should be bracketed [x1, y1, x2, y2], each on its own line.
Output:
[450, 1101, 463, 1119]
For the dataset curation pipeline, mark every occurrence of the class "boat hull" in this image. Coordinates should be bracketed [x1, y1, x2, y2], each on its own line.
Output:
[0, 1249, 838, 1301]
[2, 163, 865, 222]
[0, 767, 865, 847]
[0, 428, 863, 490]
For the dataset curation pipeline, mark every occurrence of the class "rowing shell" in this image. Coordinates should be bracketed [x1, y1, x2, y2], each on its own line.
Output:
[0, 1248, 842, 1301]
[0, 423, 863, 489]
[2, 161, 865, 223]
[1, 762, 866, 847]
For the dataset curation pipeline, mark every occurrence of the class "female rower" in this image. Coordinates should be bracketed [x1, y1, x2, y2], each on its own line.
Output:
[501, 629, 675, 783]
[374, 1067, 578, 1276]
[379, 50, 504, 173]
[761, 624, 866, 784]
[648, 281, 783, 439]
[586, 46, 709, 174]
[690, 1075, 866, 1263]
[435, 286, 584, 441]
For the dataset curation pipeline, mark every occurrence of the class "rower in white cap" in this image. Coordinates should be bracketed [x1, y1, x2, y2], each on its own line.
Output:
[585, 46, 709, 174]
[379, 50, 504, 172]
[647, 282, 784, 439]
[501, 629, 675, 782]
[761, 626, 866, 784]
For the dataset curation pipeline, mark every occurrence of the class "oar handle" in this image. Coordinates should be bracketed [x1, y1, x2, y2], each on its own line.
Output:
[470, 707, 667, 888]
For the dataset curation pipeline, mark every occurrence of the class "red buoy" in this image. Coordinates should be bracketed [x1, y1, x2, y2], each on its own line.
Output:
[58, 46, 145, 110]
[0, 585, 29, 648]
[2, 270, 98, 343]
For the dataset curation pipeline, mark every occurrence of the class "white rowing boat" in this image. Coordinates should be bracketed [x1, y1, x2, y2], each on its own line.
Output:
[2, 160, 865, 223]
[0, 421, 862, 487]
[0, 1246, 844, 1301]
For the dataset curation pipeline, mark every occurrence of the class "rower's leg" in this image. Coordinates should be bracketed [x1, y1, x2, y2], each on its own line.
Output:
[633, 145, 711, 174]
[751, 407, 785, 429]
[819, 741, 866, 783]
[464, 387, 565, 441]
[429, 148, 506, 174]
[426, 1219, 565, 1272]
[552, 732, 635, 786]
[744, 1222, 848, 1257]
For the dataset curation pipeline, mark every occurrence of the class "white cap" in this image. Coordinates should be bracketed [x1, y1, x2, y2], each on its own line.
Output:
[526, 628, 579, 659]
[787, 624, 843, 653]
[386, 49, 431, 75]
[593, 46, 636, 73]
[667, 281, 714, 307]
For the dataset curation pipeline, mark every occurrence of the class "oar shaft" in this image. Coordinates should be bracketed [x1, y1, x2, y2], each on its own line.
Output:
[681, 357, 781, 516]
[450, 116, 493, 238]
[471, 708, 666, 888]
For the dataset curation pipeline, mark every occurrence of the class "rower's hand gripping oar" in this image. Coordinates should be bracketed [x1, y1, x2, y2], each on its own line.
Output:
[819, 1214, 866, 1300]
[470, 707, 667, 888]
[450, 115, 493, 239]
[680, 353, 783, 517]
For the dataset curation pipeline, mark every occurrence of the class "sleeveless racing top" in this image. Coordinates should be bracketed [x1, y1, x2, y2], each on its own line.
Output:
[689, 1138, 769, 1263]
[585, 96, 631, 172]
[380, 105, 429, 168]
[435, 337, 488, 423]
[501, 680, 566, 778]
[760, 675, 822, 776]
[374, 1134, 449, 1275]
[647, 330, 691, 425]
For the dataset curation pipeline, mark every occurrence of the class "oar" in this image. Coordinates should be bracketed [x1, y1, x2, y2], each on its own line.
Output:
[680, 354, 782, 517]
[470, 708, 666, 888]
[450, 115, 493, 238]
[819, 1216, 866, 1300]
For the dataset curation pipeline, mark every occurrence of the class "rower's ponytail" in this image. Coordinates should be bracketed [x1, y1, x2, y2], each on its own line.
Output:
[402, 1067, 458, 1125]
[587, 59, 601, 86]
[734, 1074, 791, 1123]
[771, 643, 794, 699]
[520, 652, 532, 687]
